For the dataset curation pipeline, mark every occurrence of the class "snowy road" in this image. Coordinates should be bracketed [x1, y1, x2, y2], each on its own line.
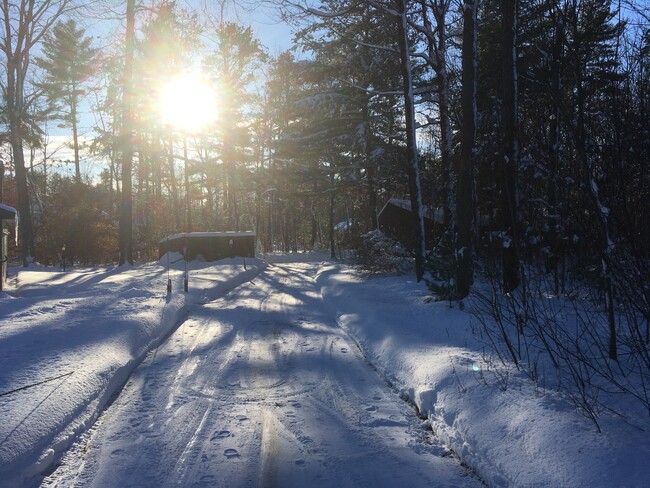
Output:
[43, 262, 481, 487]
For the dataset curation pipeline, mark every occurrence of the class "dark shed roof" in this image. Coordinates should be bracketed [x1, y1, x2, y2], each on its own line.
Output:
[0, 204, 16, 221]
[377, 198, 443, 251]
[159, 232, 256, 262]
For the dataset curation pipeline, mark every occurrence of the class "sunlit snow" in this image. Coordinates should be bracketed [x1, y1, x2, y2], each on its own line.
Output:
[1, 253, 648, 487]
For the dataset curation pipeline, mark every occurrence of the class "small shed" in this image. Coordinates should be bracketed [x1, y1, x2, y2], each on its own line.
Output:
[1, 203, 17, 291]
[159, 232, 256, 262]
[377, 198, 443, 251]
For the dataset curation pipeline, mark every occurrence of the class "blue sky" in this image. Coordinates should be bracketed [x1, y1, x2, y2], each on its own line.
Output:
[41, 0, 295, 179]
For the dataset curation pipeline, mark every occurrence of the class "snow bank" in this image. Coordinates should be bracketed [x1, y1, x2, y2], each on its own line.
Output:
[318, 264, 650, 488]
[0, 257, 265, 487]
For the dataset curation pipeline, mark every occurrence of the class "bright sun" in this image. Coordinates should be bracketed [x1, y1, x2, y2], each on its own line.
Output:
[158, 75, 218, 133]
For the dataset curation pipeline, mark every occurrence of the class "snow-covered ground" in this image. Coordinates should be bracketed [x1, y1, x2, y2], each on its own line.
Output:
[38, 259, 479, 488]
[1, 252, 648, 487]
[0, 256, 264, 487]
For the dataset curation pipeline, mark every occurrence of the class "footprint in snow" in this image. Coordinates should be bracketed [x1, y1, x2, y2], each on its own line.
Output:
[340, 347, 348, 353]
[110, 449, 126, 458]
[210, 430, 231, 441]
[224, 448, 240, 458]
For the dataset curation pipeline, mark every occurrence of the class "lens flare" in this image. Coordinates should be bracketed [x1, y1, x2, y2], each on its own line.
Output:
[158, 74, 217, 133]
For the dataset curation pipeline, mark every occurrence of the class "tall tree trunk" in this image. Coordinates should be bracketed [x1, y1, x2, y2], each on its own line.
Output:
[424, 0, 453, 231]
[396, 0, 426, 282]
[329, 173, 336, 259]
[3, 17, 33, 265]
[153, 137, 162, 199]
[456, 0, 478, 299]
[168, 139, 181, 231]
[110, 123, 118, 213]
[362, 102, 379, 231]
[436, 2, 454, 232]
[118, 0, 135, 265]
[7, 79, 35, 264]
[547, 5, 564, 295]
[311, 180, 318, 248]
[268, 191, 274, 252]
[367, 164, 378, 231]
[71, 89, 81, 184]
[224, 146, 239, 231]
[501, 0, 520, 293]
[184, 137, 191, 233]
[569, 4, 617, 361]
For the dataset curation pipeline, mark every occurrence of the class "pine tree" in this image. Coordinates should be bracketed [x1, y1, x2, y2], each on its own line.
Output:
[136, 2, 202, 243]
[416, 0, 454, 232]
[35, 18, 97, 184]
[119, 0, 136, 266]
[293, 0, 429, 274]
[500, 0, 520, 293]
[564, 0, 625, 360]
[204, 22, 266, 231]
[456, 0, 478, 299]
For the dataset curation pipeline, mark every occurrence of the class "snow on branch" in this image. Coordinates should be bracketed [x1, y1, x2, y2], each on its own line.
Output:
[364, 0, 400, 17]
[336, 77, 404, 97]
[284, 0, 365, 18]
[305, 6, 356, 17]
[337, 32, 399, 55]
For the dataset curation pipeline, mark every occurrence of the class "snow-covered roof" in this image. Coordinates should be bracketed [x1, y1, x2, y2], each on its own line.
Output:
[0, 203, 17, 220]
[159, 231, 255, 243]
[0, 203, 16, 213]
[384, 198, 411, 211]
[334, 220, 350, 231]
[378, 198, 445, 224]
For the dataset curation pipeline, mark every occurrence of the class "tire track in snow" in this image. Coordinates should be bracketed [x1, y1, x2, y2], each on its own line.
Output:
[44, 262, 483, 488]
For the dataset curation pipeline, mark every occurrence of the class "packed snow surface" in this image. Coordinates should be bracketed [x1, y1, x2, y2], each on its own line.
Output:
[1, 252, 648, 487]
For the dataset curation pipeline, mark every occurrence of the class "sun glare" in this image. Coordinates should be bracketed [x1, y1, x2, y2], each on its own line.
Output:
[158, 75, 218, 133]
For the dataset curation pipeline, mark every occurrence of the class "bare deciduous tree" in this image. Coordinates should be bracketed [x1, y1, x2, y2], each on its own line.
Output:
[1, 0, 78, 265]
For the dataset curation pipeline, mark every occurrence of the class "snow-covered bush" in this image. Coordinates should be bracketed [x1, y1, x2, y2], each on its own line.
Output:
[354, 229, 414, 275]
[472, 260, 650, 432]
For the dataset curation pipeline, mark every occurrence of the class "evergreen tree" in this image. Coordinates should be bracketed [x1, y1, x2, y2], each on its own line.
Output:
[457, 0, 478, 299]
[119, 0, 136, 266]
[293, 0, 428, 271]
[136, 2, 203, 244]
[415, 0, 455, 232]
[35, 18, 97, 184]
[500, 0, 520, 293]
[204, 22, 267, 231]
